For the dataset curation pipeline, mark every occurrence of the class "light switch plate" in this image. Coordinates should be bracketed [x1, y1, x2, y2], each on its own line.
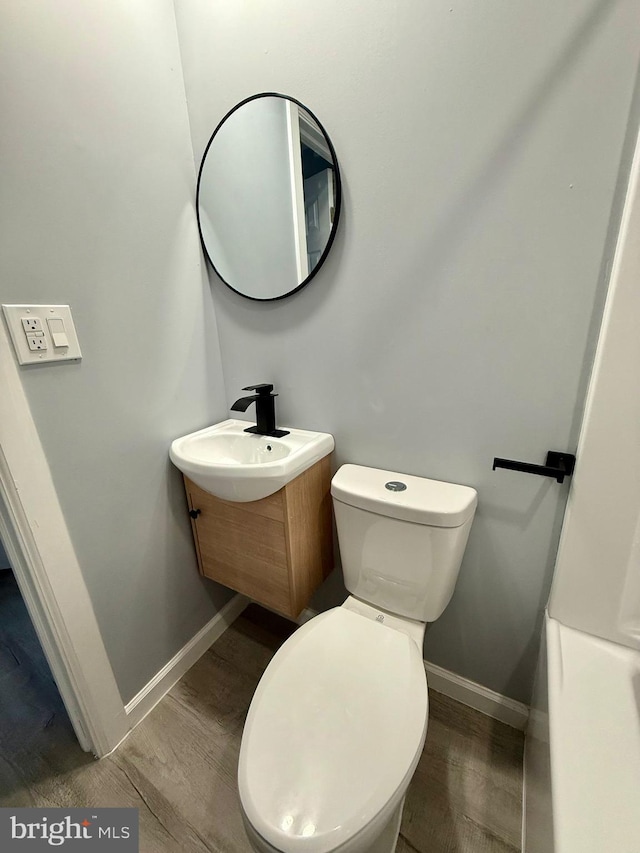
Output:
[2, 304, 82, 365]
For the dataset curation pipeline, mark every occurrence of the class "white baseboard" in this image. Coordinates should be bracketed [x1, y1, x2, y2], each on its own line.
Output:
[424, 659, 529, 730]
[123, 596, 528, 736]
[124, 593, 249, 729]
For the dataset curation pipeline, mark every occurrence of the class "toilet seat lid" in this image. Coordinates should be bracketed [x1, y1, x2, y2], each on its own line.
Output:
[238, 607, 428, 853]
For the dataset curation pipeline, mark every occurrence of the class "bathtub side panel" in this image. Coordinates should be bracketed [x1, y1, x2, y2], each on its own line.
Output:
[546, 617, 640, 853]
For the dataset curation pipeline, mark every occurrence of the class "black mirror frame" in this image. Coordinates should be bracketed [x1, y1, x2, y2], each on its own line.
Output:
[196, 92, 342, 302]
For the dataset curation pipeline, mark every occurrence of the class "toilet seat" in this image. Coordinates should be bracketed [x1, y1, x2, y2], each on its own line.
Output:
[238, 607, 428, 853]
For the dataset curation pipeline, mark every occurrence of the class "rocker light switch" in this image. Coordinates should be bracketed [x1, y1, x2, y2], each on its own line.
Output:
[2, 304, 82, 365]
[47, 317, 69, 348]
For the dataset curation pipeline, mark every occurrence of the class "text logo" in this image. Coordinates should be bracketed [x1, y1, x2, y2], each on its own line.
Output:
[0, 808, 138, 850]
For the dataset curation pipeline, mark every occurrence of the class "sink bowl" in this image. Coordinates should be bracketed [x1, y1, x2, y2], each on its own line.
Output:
[170, 419, 335, 502]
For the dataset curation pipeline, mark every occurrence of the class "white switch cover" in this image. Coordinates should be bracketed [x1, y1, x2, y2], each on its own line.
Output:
[2, 304, 82, 365]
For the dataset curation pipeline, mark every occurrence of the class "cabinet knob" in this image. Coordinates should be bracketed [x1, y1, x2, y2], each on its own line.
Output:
[189, 509, 201, 519]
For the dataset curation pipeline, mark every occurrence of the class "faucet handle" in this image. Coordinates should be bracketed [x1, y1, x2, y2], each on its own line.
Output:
[242, 383, 275, 396]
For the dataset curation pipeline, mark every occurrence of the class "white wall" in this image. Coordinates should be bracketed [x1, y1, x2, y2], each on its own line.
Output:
[175, 0, 640, 702]
[549, 128, 640, 651]
[524, 129, 640, 853]
[0, 0, 233, 703]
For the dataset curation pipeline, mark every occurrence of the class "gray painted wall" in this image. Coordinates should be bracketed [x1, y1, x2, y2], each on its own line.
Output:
[0, 0, 234, 703]
[175, 0, 640, 703]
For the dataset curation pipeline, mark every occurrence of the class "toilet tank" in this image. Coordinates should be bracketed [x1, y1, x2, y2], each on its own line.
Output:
[331, 465, 477, 622]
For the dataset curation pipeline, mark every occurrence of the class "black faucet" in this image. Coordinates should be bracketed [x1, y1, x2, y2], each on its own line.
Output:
[230, 384, 290, 437]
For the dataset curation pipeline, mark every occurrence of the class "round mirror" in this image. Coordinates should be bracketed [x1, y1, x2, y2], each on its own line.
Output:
[196, 93, 342, 301]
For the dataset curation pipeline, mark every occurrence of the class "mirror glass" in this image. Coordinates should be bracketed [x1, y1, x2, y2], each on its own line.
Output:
[196, 93, 341, 301]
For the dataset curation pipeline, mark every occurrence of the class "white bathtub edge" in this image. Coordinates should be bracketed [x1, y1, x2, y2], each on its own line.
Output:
[545, 615, 640, 853]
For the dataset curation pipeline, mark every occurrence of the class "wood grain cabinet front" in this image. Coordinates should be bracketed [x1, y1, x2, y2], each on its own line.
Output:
[183, 456, 333, 619]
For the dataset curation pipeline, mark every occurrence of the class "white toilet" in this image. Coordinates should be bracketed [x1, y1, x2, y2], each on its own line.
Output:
[238, 463, 478, 853]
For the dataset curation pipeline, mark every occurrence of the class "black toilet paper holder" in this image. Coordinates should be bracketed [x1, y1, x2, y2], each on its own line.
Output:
[492, 451, 576, 484]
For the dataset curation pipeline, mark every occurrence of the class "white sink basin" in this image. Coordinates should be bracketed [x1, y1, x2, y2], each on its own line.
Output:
[170, 419, 334, 502]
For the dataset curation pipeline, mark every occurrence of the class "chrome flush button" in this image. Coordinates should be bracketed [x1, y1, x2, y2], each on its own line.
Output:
[385, 481, 407, 492]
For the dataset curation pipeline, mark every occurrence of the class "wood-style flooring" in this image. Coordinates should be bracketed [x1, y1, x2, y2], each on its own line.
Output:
[0, 604, 524, 852]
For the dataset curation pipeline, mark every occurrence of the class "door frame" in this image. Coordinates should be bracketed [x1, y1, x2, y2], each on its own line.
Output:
[285, 100, 309, 283]
[0, 321, 128, 756]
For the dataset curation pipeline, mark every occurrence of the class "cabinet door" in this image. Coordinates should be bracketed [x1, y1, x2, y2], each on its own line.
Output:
[185, 479, 293, 616]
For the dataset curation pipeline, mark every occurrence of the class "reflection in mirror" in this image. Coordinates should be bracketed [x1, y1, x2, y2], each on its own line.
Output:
[196, 94, 341, 301]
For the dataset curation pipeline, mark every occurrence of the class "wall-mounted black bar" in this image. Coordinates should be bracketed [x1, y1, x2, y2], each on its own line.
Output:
[492, 451, 576, 484]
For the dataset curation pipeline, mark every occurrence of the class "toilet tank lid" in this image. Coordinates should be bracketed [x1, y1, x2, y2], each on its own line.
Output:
[331, 464, 477, 527]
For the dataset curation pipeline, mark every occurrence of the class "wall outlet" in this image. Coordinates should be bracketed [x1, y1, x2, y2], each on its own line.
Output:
[22, 317, 43, 332]
[27, 334, 47, 351]
[2, 304, 82, 365]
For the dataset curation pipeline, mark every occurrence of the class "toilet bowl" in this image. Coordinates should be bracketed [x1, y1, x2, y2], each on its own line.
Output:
[239, 464, 477, 853]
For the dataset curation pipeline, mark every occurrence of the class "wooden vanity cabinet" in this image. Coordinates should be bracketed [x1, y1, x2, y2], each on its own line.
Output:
[183, 456, 333, 619]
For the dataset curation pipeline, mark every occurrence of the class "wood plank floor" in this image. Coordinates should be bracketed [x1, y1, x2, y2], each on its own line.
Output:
[0, 605, 524, 852]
